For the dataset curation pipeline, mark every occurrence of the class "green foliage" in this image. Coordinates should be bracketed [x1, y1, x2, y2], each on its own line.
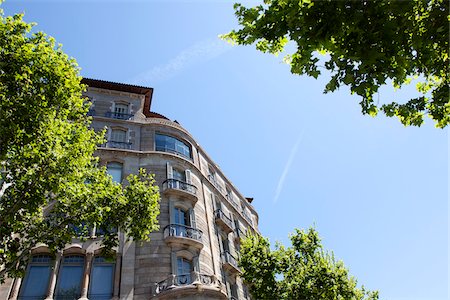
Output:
[0, 9, 160, 281]
[223, 0, 449, 128]
[239, 228, 379, 300]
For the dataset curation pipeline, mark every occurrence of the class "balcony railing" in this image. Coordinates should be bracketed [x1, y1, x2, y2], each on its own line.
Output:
[104, 111, 134, 120]
[103, 141, 132, 150]
[164, 224, 202, 242]
[162, 179, 197, 195]
[155, 145, 192, 160]
[154, 272, 221, 295]
[226, 193, 240, 210]
[221, 251, 239, 272]
[242, 209, 253, 225]
[235, 227, 246, 240]
[208, 174, 223, 193]
[214, 209, 234, 232]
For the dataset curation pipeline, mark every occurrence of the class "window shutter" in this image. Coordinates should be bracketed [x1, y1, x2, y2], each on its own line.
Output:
[185, 169, 192, 184]
[171, 252, 177, 275]
[193, 256, 200, 272]
[189, 208, 196, 229]
[166, 162, 173, 179]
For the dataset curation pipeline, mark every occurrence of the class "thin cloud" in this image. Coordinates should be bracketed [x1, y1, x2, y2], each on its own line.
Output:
[130, 38, 232, 85]
[273, 131, 304, 204]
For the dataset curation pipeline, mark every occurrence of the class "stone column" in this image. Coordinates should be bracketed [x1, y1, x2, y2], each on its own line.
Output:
[78, 252, 93, 300]
[44, 251, 62, 300]
[111, 253, 122, 300]
[7, 277, 22, 300]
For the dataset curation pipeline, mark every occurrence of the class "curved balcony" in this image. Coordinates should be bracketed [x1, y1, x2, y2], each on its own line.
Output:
[214, 209, 234, 234]
[163, 224, 203, 250]
[162, 179, 198, 203]
[153, 272, 226, 299]
[221, 251, 240, 274]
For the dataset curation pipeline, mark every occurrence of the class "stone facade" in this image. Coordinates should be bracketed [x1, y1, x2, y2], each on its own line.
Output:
[1, 79, 258, 300]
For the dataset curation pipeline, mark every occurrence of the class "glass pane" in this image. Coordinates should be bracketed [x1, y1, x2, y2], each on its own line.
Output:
[172, 169, 185, 182]
[89, 265, 114, 300]
[107, 163, 122, 183]
[56, 265, 84, 299]
[155, 134, 191, 158]
[20, 265, 51, 298]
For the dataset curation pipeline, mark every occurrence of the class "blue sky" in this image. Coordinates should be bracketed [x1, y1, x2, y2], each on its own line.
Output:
[3, 1, 448, 299]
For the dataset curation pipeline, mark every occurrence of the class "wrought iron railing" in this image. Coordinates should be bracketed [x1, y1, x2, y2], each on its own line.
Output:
[154, 273, 220, 295]
[208, 174, 224, 193]
[242, 209, 253, 225]
[226, 193, 240, 210]
[214, 209, 233, 229]
[155, 145, 192, 160]
[221, 251, 239, 270]
[162, 179, 197, 195]
[104, 111, 134, 120]
[104, 141, 132, 149]
[235, 227, 246, 240]
[164, 224, 202, 241]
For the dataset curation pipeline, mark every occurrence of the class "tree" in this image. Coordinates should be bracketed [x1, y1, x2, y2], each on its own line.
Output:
[223, 0, 449, 128]
[239, 228, 378, 300]
[0, 9, 160, 282]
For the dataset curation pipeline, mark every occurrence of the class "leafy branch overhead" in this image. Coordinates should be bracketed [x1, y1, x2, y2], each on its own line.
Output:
[223, 0, 449, 128]
[239, 228, 379, 300]
[0, 10, 160, 282]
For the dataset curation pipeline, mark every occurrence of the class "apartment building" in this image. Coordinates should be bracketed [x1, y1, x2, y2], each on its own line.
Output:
[1, 78, 258, 300]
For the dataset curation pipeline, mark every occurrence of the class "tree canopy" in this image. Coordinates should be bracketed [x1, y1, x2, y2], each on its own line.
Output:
[223, 0, 449, 128]
[0, 9, 160, 282]
[239, 228, 379, 300]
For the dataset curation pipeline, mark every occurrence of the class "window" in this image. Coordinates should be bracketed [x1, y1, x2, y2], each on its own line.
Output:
[114, 103, 128, 115]
[155, 133, 191, 159]
[55, 255, 85, 299]
[106, 162, 123, 183]
[172, 168, 186, 182]
[110, 129, 127, 143]
[19, 255, 52, 299]
[88, 257, 115, 300]
[173, 207, 189, 226]
[176, 257, 193, 285]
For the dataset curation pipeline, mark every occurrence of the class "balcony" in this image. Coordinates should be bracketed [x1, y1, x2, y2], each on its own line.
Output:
[208, 174, 223, 193]
[221, 251, 240, 274]
[162, 179, 198, 203]
[153, 272, 226, 299]
[226, 193, 240, 210]
[104, 111, 134, 120]
[242, 209, 253, 226]
[103, 141, 132, 150]
[163, 224, 203, 250]
[214, 209, 234, 234]
[234, 227, 247, 242]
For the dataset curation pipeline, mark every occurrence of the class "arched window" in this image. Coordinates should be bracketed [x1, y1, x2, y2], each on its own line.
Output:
[88, 256, 115, 300]
[176, 257, 193, 285]
[55, 255, 85, 299]
[106, 162, 123, 183]
[19, 255, 52, 299]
